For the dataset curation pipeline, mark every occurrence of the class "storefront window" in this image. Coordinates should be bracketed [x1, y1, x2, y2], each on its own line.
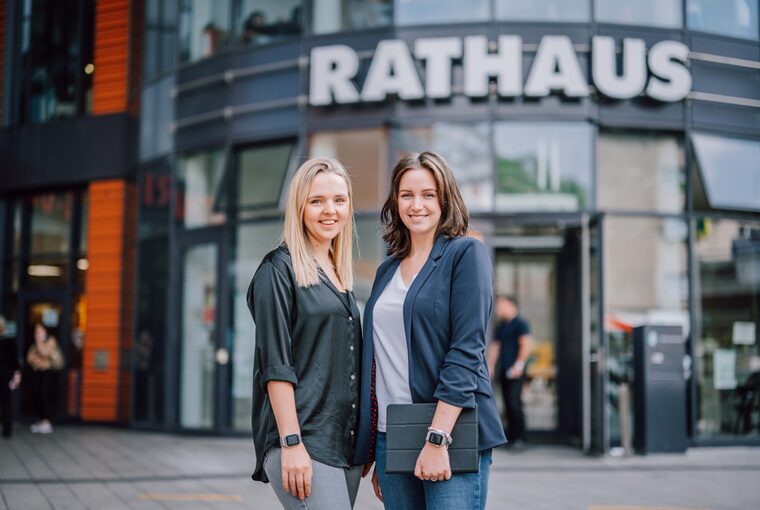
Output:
[235, 0, 302, 43]
[312, 0, 391, 33]
[687, 0, 759, 40]
[395, 123, 493, 212]
[177, 150, 227, 228]
[493, 122, 592, 213]
[695, 218, 760, 437]
[604, 216, 689, 446]
[30, 193, 73, 255]
[237, 142, 294, 210]
[692, 132, 760, 212]
[597, 132, 685, 214]
[179, 0, 231, 63]
[594, 0, 682, 28]
[395, 0, 489, 26]
[310, 128, 388, 211]
[496, 0, 590, 22]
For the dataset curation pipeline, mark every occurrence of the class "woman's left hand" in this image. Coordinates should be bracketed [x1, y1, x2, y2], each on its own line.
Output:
[414, 443, 452, 482]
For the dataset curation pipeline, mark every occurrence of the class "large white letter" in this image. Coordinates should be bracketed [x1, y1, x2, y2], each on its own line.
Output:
[463, 35, 522, 97]
[646, 40, 691, 102]
[592, 36, 646, 99]
[361, 40, 424, 102]
[525, 36, 589, 98]
[414, 37, 462, 99]
[309, 45, 360, 106]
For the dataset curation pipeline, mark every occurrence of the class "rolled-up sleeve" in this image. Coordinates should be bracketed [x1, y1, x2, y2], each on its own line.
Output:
[247, 261, 298, 389]
[434, 240, 493, 408]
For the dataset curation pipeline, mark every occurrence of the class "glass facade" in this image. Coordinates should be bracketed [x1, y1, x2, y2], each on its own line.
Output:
[177, 150, 227, 228]
[687, 0, 759, 40]
[496, 0, 590, 22]
[395, 0, 490, 25]
[236, 0, 302, 44]
[594, 0, 682, 28]
[179, 0, 232, 62]
[312, 0, 391, 33]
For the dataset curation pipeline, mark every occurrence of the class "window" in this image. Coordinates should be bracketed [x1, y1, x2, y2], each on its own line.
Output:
[144, 0, 179, 80]
[395, 123, 493, 212]
[597, 132, 685, 213]
[237, 142, 294, 210]
[235, 0, 302, 44]
[496, 0, 590, 22]
[692, 132, 760, 212]
[310, 128, 388, 211]
[312, 0, 392, 33]
[179, 0, 232, 63]
[493, 122, 592, 212]
[694, 218, 760, 437]
[687, 0, 759, 40]
[177, 150, 227, 228]
[395, 0, 489, 26]
[594, 0, 682, 28]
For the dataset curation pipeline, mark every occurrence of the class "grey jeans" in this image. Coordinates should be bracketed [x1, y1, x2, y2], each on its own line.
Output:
[263, 448, 362, 510]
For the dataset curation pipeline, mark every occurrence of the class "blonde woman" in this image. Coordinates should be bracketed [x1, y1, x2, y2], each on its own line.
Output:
[247, 158, 362, 509]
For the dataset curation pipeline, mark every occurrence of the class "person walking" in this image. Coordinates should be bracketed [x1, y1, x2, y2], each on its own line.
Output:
[26, 322, 62, 434]
[356, 151, 506, 510]
[0, 315, 21, 439]
[247, 158, 363, 509]
[487, 295, 533, 448]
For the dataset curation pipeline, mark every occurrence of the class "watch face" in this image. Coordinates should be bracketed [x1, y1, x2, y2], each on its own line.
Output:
[285, 434, 300, 447]
[429, 432, 444, 446]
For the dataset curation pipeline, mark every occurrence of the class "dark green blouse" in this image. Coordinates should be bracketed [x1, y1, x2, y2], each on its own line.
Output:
[247, 245, 362, 483]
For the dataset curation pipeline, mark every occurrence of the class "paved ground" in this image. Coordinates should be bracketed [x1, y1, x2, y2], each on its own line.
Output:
[1, 425, 758, 510]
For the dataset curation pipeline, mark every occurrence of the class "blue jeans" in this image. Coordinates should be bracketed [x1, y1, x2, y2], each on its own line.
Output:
[375, 432, 492, 510]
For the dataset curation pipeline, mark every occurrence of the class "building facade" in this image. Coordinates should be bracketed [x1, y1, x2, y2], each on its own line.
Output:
[1, 0, 759, 452]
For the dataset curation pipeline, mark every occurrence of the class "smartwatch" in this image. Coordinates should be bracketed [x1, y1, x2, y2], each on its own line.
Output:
[425, 427, 452, 448]
[280, 434, 301, 448]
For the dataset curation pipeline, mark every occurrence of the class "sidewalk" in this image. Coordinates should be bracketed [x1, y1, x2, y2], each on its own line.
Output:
[1, 425, 758, 510]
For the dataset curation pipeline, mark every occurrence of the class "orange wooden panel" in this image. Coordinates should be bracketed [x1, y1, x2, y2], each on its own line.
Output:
[92, 0, 132, 115]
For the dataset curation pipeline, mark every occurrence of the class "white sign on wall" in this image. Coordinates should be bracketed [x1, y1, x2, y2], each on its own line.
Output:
[309, 35, 691, 106]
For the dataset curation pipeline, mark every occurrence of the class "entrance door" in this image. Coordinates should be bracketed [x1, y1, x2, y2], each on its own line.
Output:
[177, 232, 228, 431]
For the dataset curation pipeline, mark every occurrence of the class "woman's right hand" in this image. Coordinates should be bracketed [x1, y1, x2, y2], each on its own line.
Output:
[281, 444, 312, 500]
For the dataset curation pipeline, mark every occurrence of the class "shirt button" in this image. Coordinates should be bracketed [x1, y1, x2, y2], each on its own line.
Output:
[352, 403, 356, 409]
[350, 430, 355, 435]
[349, 345, 354, 351]
[350, 374, 356, 380]
[348, 316, 353, 321]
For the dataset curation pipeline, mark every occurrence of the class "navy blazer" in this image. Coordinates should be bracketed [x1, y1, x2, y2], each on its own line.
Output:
[354, 235, 507, 464]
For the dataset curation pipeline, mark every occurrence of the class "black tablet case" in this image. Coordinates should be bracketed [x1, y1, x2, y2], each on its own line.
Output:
[385, 403, 479, 474]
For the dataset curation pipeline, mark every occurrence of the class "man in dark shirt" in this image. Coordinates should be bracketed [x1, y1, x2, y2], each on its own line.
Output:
[0, 315, 21, 439]
[487, 296, 532, 447]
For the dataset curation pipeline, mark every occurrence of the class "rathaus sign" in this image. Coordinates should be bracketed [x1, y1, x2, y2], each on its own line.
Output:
[309, 35, 691, 106]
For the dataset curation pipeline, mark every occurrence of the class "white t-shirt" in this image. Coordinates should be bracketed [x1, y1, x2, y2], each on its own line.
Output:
[374, 266, 415, 432]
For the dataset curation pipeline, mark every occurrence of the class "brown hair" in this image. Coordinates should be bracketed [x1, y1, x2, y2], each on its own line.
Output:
[381, 151, 469, 258]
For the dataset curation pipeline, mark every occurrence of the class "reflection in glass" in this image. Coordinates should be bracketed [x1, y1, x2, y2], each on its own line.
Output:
[310, 128, 388, 211]
[597, 132, 684, 213]
[30, 193, 73, 254]
[395, 0, 489, 25]
[312, 0, 392, 33]
[692, 132, 760, 212]
[496, 0, 590, 22]
[695, 219, 760, 437]
[687, 0, 758, 40]
[236, 0, 302, 44]
[180, 243, 218, 429]
[178, 150, 226, 228]
[238, 142, 293, 209]
[395, 124, 493, 212]
[494, 123, 592, 212]
[604, 216, 689, 446]
[595, 0, 682, 28]
[179, 0, 231, 62]
[232, 222, 281, 431]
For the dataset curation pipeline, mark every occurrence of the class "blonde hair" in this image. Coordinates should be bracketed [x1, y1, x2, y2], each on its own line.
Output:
[283, 157, 354, 289]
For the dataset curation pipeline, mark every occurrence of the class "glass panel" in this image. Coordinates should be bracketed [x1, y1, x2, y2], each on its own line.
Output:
[694, 218, 760, 437]
[232, 221, 281, 431]
[13, 201, 22, 258]
[236, 0, 302, 44]
[595, 0, 682, 28]
[179, 0, 231, 63]
[180, 242, 218, 429]
[144, 0, 179, 79]
[692, 132, 760, 212]
[395, 0, 489, 25]
[66, 293, 86, 418]
[310, 128, 388, 211]
[30, 193, 73, 254]
[597, 132, 685, 213]
[79, 191, 88, 254]
[312, 0, 392, 33]
[688, 0, 758, 40]
[238, 142, 293, 209]
[603, 217, 689, 447]
[354, 216, 384, 304]
[494, 252, 558, 432]
[589, 220, 605, 452]
[494, 122, 592, 213]
[139, 165, 171, 238]
[177, 150, 226, 228]
[496, 0, 590, 21]
[395, 123, 493, 212]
